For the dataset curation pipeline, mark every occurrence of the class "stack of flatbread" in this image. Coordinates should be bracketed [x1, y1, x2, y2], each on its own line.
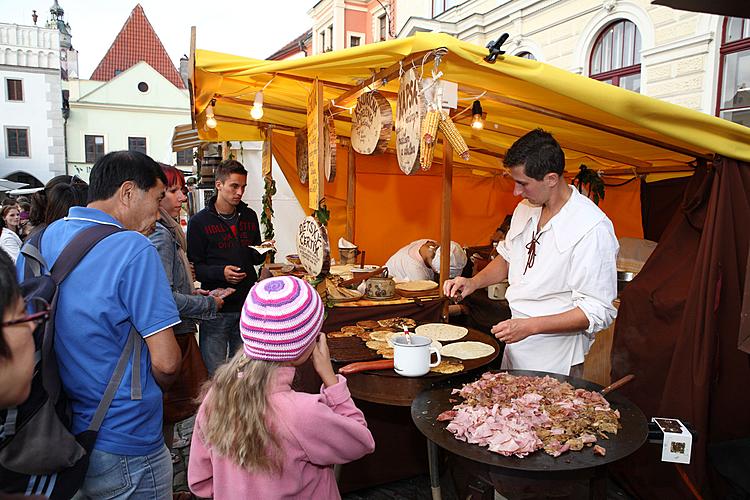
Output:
[395, 280, 439, 292]
[325, 280, 363, 302]
[415, 323, 469, 341]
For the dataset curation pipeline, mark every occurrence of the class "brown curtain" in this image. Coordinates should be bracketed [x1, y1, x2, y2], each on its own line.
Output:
[611, 158, 750, 498]
[640, 176, 691, 242]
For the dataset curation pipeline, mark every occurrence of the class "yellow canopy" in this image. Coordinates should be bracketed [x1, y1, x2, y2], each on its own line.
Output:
[193, 31, 750, 174]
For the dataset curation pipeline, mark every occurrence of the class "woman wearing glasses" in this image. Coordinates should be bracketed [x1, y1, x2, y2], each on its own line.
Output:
[0, 251, 38, 408]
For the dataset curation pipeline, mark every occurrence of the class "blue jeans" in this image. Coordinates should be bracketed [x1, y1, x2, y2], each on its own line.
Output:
[199, 312, 243, 375]
[74, 445, 172, 499]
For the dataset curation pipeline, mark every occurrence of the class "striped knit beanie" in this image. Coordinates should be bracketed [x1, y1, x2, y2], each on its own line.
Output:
[240, 276, 324, 361]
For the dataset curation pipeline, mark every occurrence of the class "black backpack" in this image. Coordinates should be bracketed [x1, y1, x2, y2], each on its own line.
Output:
[0, 224, 144, 499]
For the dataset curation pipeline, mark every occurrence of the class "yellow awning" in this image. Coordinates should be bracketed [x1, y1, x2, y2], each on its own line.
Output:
[192, 32, 750, 175]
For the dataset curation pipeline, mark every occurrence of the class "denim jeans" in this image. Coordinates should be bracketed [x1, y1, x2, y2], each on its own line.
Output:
[199, 312, 243, 375]
[74, 445, 172, 499]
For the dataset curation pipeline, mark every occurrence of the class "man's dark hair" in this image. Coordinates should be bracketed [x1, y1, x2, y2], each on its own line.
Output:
[215, 159, 247, 183]
[503, 129, 565, 180]
[88, 151, 168, 203]
[0, 250, 21, 359]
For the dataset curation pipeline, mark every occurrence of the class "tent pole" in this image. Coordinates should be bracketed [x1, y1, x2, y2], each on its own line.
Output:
[440, 140, 453, 315]
[346, 142, 356, 242]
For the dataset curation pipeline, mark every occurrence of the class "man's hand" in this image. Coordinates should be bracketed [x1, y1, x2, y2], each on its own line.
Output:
[211, 295, 224, 310]
[492, 318, 537, 344]
[311, 334, 338, 387]
[224, 265, 247, 284]
[443, 276, 477, 301]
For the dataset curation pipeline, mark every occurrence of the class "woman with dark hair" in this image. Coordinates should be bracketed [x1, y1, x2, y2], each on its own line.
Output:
[27, 175, 88, 236]
[148, 164, 223, 456]
[0, 250, 37, 408]
[0, 205, 23, 263]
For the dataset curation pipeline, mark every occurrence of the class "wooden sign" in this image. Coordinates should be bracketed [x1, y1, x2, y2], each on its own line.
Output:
[307, 79, 324, 210]
[351, 91, 392, 155]
[396, 67, 424, 175]
[296, 216, 331, 278]
[323, 116, 337, 182]
[296, 130, 308, 184]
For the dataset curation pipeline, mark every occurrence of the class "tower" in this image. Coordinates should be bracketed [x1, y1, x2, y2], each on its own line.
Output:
[46, 0, 78, 80]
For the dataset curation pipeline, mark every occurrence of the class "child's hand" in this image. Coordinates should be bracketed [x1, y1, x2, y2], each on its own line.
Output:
[311, 334, 338, 387]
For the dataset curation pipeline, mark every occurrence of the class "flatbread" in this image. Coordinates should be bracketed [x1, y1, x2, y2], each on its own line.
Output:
[368, 330, 398, 342]
[378, 317, 416, 329]
[356, 320, 381, 330]
[430, 359, 465, 374]
[387, 334, 442, 350]
[366, 340, 391, 351]
[378, 349, 394, 359]
[415, 323, 468, 341]
[396, 280, 439, 292]
[341, 326, 365, 334]
[440, 341, 495, 360]
[326, 331, 352, 338]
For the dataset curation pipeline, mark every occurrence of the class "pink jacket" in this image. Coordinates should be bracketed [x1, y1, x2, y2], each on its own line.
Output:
[188, 367, 375, 499]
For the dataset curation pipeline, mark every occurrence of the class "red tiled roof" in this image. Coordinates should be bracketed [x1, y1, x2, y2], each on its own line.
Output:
[90, 4, 184, 88]
[267, 29, 312, 60]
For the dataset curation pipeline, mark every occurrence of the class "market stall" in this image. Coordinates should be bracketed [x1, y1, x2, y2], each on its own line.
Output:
[189, 30, 750, 497]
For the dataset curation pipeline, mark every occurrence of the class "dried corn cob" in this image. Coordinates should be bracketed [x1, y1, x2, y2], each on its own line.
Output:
[420, 132, 435, 170]
[438, 112, 471, 161]
[421, 110, 440, 145]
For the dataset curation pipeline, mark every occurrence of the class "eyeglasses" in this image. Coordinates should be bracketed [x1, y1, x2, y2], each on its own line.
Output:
[2, 297, 50, 328]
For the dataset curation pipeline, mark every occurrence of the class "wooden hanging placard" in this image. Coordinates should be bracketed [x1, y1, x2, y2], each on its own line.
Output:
[351, 91, 392, 155]
[307, 79, 325, 210]
[396, 67, 424, 175]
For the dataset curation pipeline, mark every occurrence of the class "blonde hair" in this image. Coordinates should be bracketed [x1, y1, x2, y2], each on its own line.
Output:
[199, 350, 282, 472]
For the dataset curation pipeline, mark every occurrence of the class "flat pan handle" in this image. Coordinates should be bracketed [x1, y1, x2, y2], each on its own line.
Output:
[601, 374, 635, 396]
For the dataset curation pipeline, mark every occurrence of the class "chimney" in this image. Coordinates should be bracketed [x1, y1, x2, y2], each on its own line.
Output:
[179, 55, 189, 87]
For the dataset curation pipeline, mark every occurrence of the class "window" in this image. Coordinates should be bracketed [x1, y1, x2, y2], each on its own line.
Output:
[176, 148, 194, 166]
[589, 20, 641, 92]
[6, 79, 23, 101]
[84, 135, 105, 163]
[6, 128, 29, 157]
[516, 51, 536, 60]
[328, 25, 333, 51]
[137, 81, 149, 93]
[320, 30, 326, 53]
[350, 36, 361, 47]
[718, 17, 750, 127]
[128, 137, 147, 154]
[433, 0, 466, 17]
[379, 15, 387, 41]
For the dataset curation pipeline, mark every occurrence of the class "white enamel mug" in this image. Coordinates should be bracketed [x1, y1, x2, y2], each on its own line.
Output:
[392, 335, 441, 377]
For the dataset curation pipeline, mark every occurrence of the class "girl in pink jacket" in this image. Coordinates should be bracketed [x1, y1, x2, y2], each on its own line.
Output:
[188, 276, 375, 499]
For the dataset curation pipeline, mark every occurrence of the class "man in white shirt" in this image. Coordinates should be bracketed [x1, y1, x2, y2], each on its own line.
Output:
[444, 129, 618, 376]
[385, 239, 467, 282]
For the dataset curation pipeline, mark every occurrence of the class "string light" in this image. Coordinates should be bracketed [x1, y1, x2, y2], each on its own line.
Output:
[471, 100, 485, 130]
[205, 98, 217, 129]
[250, 91, 264, 120]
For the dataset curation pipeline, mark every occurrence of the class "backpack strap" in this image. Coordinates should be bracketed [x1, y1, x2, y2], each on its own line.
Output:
[42, 224, 124, 401]
[87, 327, 140, 432]
[20, 228, 48, 279]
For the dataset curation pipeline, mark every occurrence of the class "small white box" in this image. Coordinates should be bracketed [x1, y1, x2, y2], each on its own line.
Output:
[652, 417, 692, 464]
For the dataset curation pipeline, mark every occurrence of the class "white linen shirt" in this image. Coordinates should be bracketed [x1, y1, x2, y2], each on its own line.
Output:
[496, 186, 619, 375]
[385, 239, 435, 281]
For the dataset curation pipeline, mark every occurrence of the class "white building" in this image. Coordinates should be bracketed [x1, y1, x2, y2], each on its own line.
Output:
[0, 21, 65, 186]
[398, 0, 748, 127]
[65, 4, 191, 181]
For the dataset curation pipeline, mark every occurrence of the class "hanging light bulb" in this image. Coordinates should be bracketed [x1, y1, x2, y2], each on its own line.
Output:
[250, 91, 264, 120]
[471, 100, 485, 130]
[205, 99, 217, 129]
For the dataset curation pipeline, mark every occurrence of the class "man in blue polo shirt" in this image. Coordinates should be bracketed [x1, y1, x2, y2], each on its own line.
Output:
[18, 151, 181, 499]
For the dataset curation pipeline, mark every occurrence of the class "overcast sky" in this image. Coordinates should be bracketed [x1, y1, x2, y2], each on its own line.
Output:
[0, 0, 314, 77]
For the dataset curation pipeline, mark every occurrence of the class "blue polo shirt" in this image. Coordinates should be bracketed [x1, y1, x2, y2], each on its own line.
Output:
[17, 207, 180, 456]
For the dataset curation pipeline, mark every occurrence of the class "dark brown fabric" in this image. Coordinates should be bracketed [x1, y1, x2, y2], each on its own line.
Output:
[163, 333, 208, 424]
[611, 159, 750, 498]
[640, 176, 690, 242]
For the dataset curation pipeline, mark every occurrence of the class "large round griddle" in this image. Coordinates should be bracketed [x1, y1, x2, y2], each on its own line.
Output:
[411, 370, 648, 472]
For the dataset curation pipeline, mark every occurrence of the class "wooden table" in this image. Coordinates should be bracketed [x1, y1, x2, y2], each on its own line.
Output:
[334, 328, 500, 493]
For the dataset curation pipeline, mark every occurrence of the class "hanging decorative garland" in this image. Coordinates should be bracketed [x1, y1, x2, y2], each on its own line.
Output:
[572, 164, 605, 205]
[260, 176, 276, 241]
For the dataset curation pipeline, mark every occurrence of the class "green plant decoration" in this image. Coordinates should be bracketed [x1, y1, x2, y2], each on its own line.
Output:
[573, 164, 605, 205]
[312, 198, 330, 226]
[260, 177, 276, 241]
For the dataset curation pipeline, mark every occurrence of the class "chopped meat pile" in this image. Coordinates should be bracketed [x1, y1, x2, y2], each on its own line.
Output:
[436, 372, 621, 458]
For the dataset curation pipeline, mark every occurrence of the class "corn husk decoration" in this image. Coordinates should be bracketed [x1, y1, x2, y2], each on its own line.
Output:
[438, 111, 471, 161]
